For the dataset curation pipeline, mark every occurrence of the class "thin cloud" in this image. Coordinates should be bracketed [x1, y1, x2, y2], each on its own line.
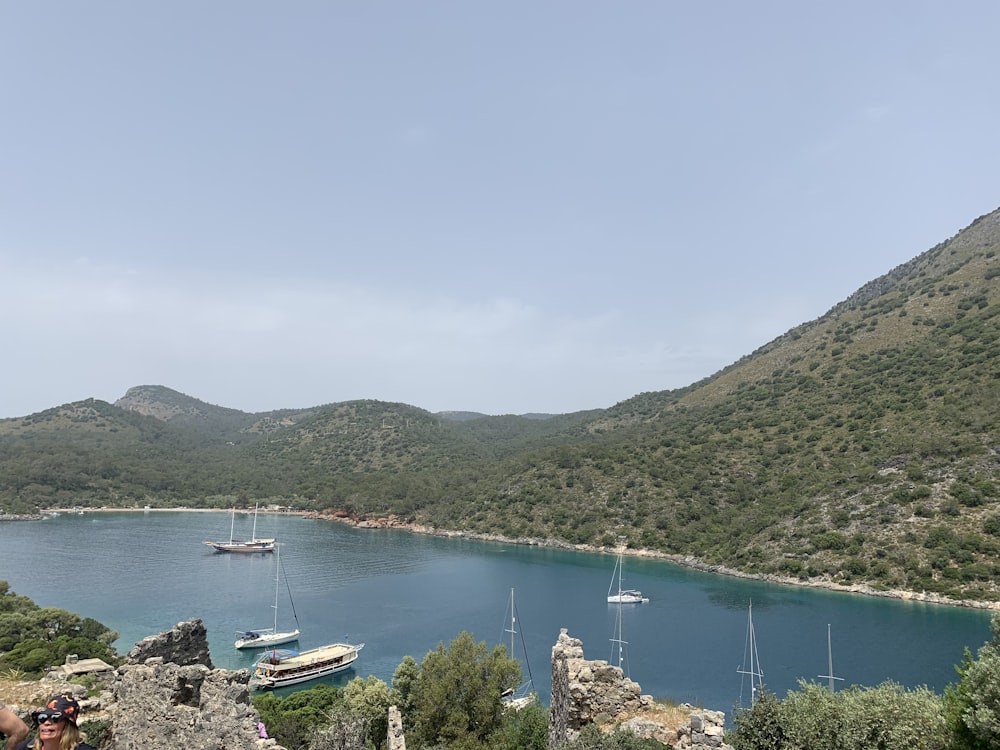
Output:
[5, 258, 730, 415]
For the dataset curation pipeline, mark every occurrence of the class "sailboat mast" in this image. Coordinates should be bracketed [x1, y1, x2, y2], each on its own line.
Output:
[505, 588, 517, 655]
[252, 503, 259, 541]
[817, 624, 844, 692]
[272, 544, 281, 632]
[737, 600, 764, 706]
[229, 508, 236, 544]
[610, 600, 628, 673]
[826, 624, 833, 690]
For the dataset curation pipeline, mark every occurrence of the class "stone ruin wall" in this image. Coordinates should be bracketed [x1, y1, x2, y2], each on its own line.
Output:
[387, 705, 406, 750]
[548, 628, 731, 750]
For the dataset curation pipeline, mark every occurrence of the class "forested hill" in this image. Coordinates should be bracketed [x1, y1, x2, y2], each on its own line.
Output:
[2, 207, 1000, 603]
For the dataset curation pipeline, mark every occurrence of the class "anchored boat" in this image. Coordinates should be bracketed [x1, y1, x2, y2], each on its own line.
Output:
[606, 550, 649, 604]
[205, 505, 275, 553]
[235, 543, 301, 649]
[250, 641, 364, 689]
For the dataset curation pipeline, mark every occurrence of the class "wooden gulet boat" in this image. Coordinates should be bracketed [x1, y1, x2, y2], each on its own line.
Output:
[204, 505, 275, 553]
[250, 641, 364, 689]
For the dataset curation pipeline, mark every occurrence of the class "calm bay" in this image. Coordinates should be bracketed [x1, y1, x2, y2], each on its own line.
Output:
[0, 510, 991, 717]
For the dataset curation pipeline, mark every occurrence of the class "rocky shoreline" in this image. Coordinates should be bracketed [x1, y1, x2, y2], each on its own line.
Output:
[305, 509, 1000, 612]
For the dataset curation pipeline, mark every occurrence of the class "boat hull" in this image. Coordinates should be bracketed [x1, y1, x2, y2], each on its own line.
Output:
[608, 591, 649, 604]
[204, 540, 275, 553]
[251, 642, 364, 689]
[235, 629, 301, 650]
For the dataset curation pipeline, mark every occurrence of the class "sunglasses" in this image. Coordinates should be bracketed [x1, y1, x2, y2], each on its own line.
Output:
[35, 712, 65, 725]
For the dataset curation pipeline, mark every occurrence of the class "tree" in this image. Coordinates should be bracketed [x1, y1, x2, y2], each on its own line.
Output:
[403, 631, 521, 750]
[253, 684, 344, 750]
[945, 611, 1000, 749]
[391, 655, 419, 715]
[0, 585, 119, 674]
[490, 702, 548, 750]
[308, 703, 368, 750]
[732, 690, 786, 750]
[343, 675, 392, 750]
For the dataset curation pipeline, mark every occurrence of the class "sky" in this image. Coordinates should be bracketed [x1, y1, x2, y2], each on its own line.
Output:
[2, 2, 999, 419]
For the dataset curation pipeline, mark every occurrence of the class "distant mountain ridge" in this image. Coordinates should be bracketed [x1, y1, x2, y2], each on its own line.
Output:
[114, 388, 559, 427]
[3, 205, 1000, 604]
[115, 384, 240, 421]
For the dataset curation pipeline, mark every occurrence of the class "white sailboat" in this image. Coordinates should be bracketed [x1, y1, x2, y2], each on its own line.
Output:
[607, 550, 649, 604]
[737, 600, 764, 707]
[235, 543, 301, 649]
[500, 588, 535, 709]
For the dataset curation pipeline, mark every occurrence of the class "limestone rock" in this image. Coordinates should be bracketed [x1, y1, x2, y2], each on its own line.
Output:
[105, 660, 275, 750]
[548, 629, 733, 750]
[51, 618, 288, 750]
[127, 618, 213, 668]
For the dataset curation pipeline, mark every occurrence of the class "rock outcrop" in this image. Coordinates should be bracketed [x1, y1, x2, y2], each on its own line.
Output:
[126, 617, 214, 668]
[101, 618, 284, 750]
[548, 628, 733, 750]
[107, 658, 274, 750]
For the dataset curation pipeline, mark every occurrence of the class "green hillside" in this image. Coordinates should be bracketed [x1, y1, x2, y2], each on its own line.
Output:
[2, 207, 999, 603]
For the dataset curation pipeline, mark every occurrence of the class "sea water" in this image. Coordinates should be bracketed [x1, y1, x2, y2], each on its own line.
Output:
[0, 511, 990, 716]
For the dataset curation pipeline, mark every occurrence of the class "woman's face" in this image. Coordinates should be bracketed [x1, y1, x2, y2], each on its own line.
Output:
[37, 713, 67, 743]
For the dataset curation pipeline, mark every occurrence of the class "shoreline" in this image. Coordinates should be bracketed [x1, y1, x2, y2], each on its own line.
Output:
[26, 505, 1000, 612]
[310, 512, 1000, 612]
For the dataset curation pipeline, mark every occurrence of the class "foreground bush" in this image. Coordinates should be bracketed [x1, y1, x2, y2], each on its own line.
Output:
[733, 680, 947, 750]
[944, 611, 1000, 750]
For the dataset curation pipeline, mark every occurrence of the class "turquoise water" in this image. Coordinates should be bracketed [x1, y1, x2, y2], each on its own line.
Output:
[0, 511, 990, 716]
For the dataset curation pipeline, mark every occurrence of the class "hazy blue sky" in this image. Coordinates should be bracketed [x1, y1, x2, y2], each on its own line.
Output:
[2, 3, 998, 418]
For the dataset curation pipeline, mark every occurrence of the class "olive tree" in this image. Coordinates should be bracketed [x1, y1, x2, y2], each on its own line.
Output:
[733, 679, 947, 750]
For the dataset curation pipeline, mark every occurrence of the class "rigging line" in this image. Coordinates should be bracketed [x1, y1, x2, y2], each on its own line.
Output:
[279, 547, 302, 627]
[512, 594, 534, 686]
[498, 593, 513, 647]
[500, 589, 534, 687]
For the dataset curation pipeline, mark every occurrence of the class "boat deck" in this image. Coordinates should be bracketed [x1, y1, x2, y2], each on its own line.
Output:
[258, 642, 359, 669]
